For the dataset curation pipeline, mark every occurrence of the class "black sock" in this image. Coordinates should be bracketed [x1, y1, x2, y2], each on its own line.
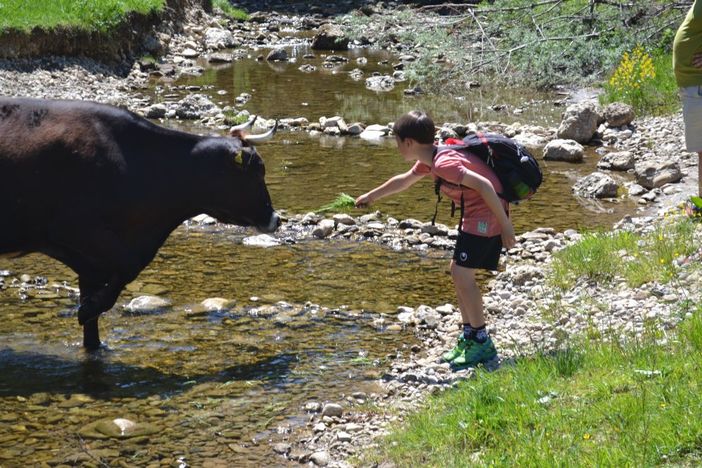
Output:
[472, 325, 488, 343]
[462, 323, 473, 340]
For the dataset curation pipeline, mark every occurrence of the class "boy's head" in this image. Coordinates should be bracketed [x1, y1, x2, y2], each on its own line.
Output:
[392, 111, 435, 144]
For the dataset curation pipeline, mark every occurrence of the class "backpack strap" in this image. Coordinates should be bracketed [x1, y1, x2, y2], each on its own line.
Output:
[431, 177, 442, 226]
[431, 146, 443, 226]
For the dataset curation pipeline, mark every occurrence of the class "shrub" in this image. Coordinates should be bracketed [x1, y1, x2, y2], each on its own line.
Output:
[601, 46, 679, 115]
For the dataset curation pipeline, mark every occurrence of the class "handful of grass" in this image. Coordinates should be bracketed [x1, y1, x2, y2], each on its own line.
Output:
[316, 193, 356, 213]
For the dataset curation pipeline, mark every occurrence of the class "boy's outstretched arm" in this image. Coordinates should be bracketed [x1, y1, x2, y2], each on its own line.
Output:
[460, 171, 517, 249]
[355, 169, 424, 207]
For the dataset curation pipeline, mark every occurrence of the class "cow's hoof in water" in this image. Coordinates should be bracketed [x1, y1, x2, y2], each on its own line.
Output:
[83, 341, 106, 352]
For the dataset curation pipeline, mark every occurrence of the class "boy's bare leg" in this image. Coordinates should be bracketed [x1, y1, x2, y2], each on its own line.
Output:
[450, 261, 485, 328]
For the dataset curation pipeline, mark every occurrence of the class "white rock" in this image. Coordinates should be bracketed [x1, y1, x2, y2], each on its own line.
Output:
[124, 296, 172, 314]
[242, 234, 281, 247]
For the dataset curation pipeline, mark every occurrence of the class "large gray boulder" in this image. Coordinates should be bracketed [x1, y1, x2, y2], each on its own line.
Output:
[597, 151, 635, 171]
[603, 102, 635, 127]
[557, 102, 601, 143]
[573, 172, 620, 198]
[365, 75, 395, 92]
[204, 28, 238, 50]
[635, 161, 683, 189]
[311, 24, 349, 51]
[266, 48, 288, 61]
[543, 139, 584, 162]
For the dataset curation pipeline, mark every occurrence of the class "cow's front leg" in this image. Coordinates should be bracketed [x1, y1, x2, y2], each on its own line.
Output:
[79, 277, 105, 350]
[78, 273, 129, 326]
[83, 318, 101, 350]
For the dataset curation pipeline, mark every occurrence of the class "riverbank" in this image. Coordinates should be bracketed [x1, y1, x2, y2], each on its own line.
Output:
[1, 1, 701, 466]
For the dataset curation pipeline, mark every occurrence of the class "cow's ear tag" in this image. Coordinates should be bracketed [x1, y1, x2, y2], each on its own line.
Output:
[233, 152, 244, 166]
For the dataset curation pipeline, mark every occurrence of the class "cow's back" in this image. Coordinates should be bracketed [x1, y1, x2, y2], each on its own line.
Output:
[0, 99, 142, 249]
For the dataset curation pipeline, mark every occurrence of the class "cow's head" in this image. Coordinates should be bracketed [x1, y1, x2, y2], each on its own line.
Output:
[196, 117, 280, 233]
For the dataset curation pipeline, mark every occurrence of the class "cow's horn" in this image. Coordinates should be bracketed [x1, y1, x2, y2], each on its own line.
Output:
[243, 120, 278, 144]
[229, 115, 258, 134]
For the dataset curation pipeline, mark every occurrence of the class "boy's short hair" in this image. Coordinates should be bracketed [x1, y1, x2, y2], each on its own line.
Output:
[392, 111, 435, 144]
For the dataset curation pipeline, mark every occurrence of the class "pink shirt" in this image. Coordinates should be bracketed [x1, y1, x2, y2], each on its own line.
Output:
[412, 148, 508, 236]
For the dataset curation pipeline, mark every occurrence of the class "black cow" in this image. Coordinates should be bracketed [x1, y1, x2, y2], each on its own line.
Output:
[0, 97, 280, 350]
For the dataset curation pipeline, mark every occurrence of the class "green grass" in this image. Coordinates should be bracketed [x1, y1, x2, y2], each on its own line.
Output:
[212, 0, 248, 21]
[315, 193, 356, 214]
[366, 305, 702, 467]
[0, 0, 166, 33]
[550, 217, 700, 290]
[223, 110, 252, 126]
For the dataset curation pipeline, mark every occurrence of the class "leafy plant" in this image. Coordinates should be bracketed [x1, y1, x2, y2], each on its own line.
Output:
[601, 46, 678, 115]
[316, 193, 356, 213]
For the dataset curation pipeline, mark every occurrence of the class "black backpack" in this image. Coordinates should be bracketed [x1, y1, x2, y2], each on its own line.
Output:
[431, 131, 543, 224]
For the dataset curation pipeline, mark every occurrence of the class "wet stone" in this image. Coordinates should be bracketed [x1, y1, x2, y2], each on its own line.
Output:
[272, 443, 291, 454]
[123, 295, 172, 314]
[79, 418, 160, 439]
[58, 394, 93, 408]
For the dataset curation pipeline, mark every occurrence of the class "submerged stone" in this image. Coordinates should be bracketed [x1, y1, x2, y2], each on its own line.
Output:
[79, 417, 160, 439]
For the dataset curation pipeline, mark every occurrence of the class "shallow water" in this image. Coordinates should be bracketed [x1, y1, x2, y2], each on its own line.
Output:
[0, 44, 637, 465]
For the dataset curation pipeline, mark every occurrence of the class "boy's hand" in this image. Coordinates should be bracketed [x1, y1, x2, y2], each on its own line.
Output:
[355, 193, 372, 208]
[501, 223, 516, 250]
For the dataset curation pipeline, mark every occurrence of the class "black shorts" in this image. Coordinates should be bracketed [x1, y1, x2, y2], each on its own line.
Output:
[452, 231, 503, 271]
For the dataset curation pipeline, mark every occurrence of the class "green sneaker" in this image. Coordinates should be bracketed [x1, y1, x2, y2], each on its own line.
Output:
[441, 334, 470, 363]
[451, 337, 497, 369]
[684, 196, 702, 219]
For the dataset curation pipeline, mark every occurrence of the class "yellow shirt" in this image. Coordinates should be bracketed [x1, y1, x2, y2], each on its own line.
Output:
[674, 0, 702, 88]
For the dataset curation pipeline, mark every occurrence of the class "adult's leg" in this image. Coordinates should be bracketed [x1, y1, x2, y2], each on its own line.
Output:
[450, 260, 485, 328]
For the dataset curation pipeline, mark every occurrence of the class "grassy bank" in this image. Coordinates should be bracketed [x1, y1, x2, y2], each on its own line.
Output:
[0, 0, 166, 33]
[369, 311, 702, 466]
[550, 217, 699, 290]
[367, 218, 702, 466]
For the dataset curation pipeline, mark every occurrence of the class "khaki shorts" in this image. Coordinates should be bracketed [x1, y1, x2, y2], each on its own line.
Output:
[681, 85, 702, 153]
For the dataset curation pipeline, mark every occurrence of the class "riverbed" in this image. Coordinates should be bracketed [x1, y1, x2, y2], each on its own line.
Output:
[0, 33, 644, 468]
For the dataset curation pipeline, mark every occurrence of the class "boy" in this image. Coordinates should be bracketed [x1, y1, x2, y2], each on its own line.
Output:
[355, 111, 516, 369]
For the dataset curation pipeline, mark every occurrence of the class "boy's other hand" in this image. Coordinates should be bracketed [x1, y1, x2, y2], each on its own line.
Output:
[501, 224, 516, 250]
[355, 193, 372, 208]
